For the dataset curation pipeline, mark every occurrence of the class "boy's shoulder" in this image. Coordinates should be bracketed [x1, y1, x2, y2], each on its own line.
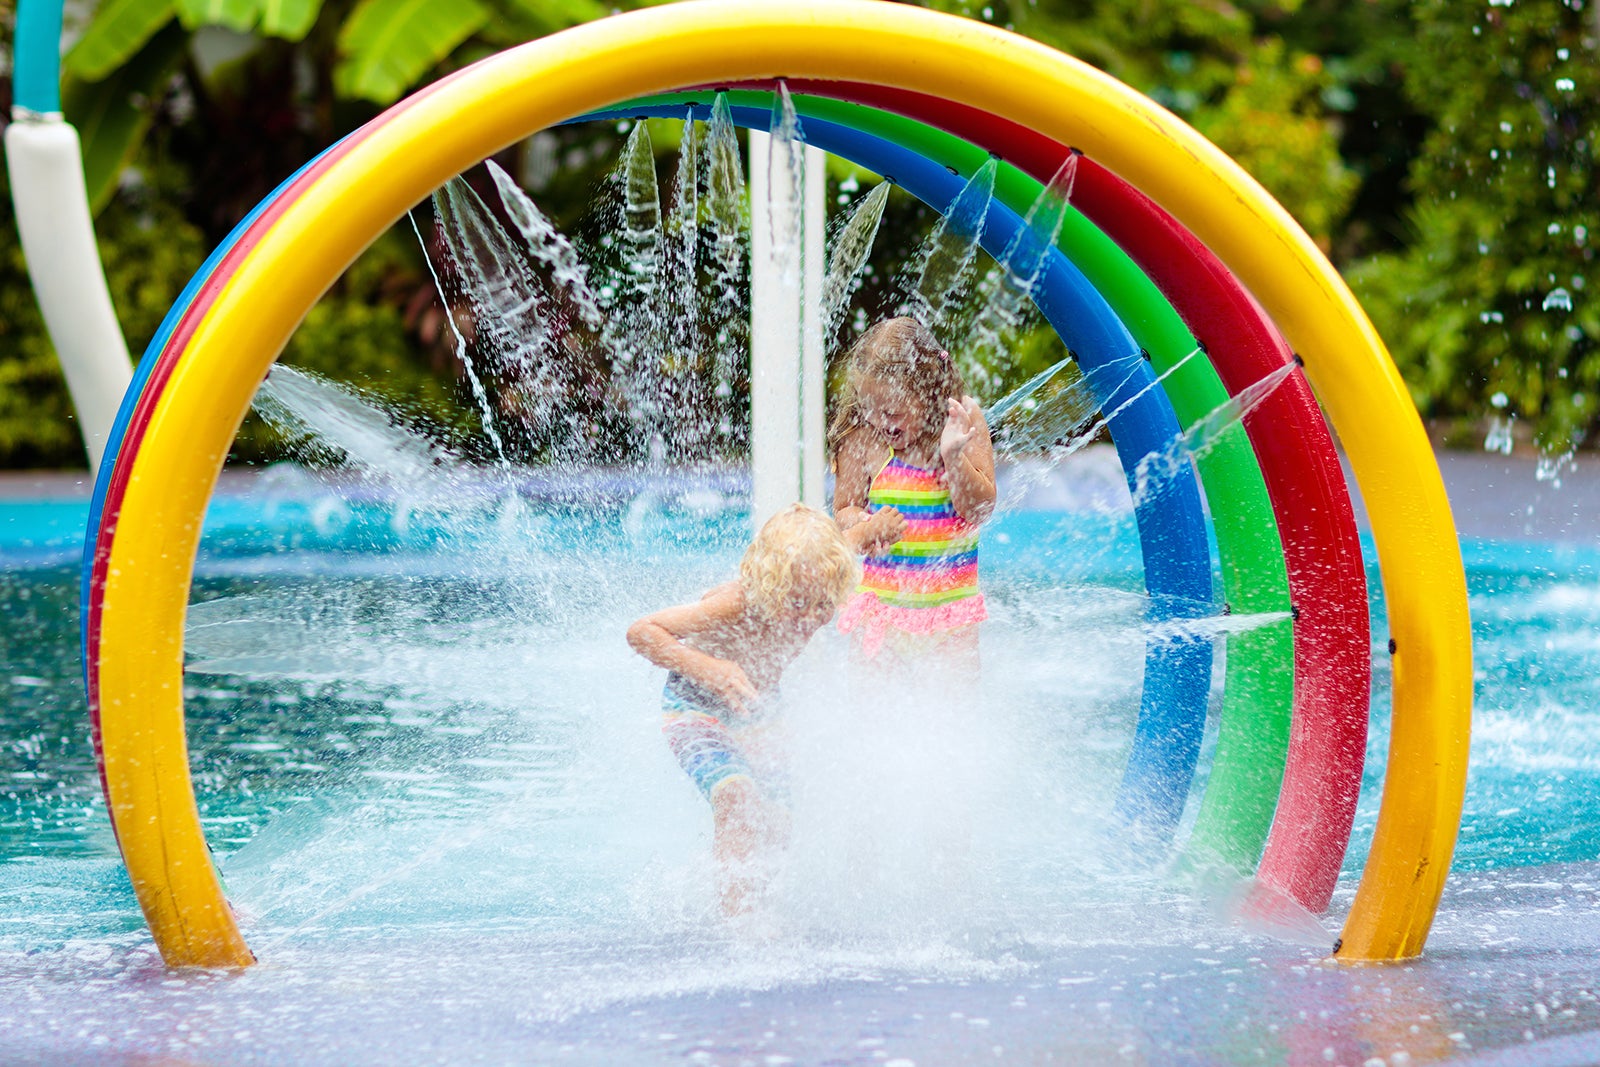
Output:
[701, 581, 769, 638]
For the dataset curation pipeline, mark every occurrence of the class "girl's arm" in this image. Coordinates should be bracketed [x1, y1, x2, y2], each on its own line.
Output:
[941, 396, 997, 523]
[626, 582, 759, 712]
[831, 428, 877, 531]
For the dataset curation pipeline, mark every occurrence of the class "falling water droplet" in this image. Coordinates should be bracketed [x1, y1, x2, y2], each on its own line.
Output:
[1536, 449, 1576, 487]
[1485, 416, 1515, 456]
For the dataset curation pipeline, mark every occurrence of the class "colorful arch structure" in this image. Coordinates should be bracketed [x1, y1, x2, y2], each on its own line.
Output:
[78, 0, 1471, 967]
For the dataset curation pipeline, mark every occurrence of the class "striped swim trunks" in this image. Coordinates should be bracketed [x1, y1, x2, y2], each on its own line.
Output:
[660, 672, 787, 804]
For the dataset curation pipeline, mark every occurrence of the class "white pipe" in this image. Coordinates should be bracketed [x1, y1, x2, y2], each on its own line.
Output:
[5, 115, 133, 472]
[749, 129, 828, 530]
[800, 146, 827, 512]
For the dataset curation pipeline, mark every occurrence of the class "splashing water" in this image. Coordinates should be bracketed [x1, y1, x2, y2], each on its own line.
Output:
[1129, 358, 1302, 509]
[1536, 448, 1576, 486]
[702, 94, 752, 446]
[488, 160, 603, 331]
[986, 355, 1098, 451]
[1180, 359, 1302, 462]
[620, 122, 662, 295]
[704, 93, 747, 303]
[601, 121, 669, 456]
[902, 158, 999, 334]
[1543, 286, 1574, 312]
[432, 177, 555, 378]
[820, 180, 890, 343]
[665, 108, 701, 358]
[961, 155, 1079, 392]
[1485, 415, 1516, 455]
[253, 365, 458, 483]
[410, 209, 512, 469]
[767, 82, 808, 279]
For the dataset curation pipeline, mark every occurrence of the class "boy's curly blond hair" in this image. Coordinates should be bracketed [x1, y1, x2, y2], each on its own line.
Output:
[740, 504, 860, 619]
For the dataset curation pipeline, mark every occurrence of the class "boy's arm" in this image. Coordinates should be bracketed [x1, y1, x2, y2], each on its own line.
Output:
[626, 582, 759, 712]
[833, 431, 906, 553]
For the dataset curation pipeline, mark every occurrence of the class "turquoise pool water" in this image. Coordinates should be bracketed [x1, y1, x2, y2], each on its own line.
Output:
[3, 459, 1599, 1065]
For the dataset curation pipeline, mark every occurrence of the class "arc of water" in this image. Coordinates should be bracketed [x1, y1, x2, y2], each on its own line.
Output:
[1184, 359, 1303, 461]
[750, 81, 824, 517]
[621, 122, 662, 294]
[665, 108, 701, 355]
[703, 93, 751, 449]
[1130, 359, 1305, 512]
[253, 364, 459, 482]
[487, 160, 603, 331]
[900, 157, 998, 335]
[660, 108, 706, 458]
[1029, 346, 1202, 473]
[961, 154, 1079, 393]
[821, 179, 891, 344]
[410, 211, 512, 470]
[432, 178, 553, 374]
[606, 121, 666, 456]
[767, 83, 809, 279]
[705, 93, 746, 302]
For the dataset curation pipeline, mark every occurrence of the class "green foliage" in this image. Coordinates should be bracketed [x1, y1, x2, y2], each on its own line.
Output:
[230, 222, 487, 462]
[9, 0, 1596, 469]
[0, 147, 207, 468]
[0, 244, 82, 467]
[333, 0, 489, 105]
[498, 0, 611, 37]
[1190, 40, 1358, 246]
[61, 0, 179, 82]
[288, 229, 469, 426]
[175, 0, 259, 34]
[258, 0, 323, 41]
[1349, 1, 1598, 450]
[63, 21, 190, 213]
[924, 0, 1360, 247]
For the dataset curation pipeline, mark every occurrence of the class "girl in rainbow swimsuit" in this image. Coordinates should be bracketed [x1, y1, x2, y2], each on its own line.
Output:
[627, 505, 860, 916]
[830, 317, 997, 662]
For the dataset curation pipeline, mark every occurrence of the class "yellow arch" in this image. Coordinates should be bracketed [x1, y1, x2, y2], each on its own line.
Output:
[99, 0, 1470, 966]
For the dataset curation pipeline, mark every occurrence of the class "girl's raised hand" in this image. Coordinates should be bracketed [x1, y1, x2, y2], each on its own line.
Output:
[940, 395, 988, 465]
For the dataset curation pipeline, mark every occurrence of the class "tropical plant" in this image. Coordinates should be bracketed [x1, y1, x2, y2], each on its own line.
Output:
[1348, 1, 1599, 451]
[59, 0, 633, 213]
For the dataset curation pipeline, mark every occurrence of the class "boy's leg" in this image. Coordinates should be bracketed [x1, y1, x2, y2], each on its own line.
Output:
[711, 777, 773, 916]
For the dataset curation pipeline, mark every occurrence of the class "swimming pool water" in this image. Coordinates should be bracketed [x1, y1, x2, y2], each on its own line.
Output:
[4, 462, 1600, 1065]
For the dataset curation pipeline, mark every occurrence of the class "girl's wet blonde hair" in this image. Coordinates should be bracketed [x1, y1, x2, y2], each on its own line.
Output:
[740, 504, 860, 619]
[827, 316, 967, 458]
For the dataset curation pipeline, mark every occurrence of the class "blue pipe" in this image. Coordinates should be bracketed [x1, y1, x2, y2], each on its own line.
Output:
[12, 0, 65, 115]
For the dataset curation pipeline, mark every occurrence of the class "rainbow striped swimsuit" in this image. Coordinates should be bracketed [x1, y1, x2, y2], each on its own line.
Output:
[838, 453, 987, 655]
